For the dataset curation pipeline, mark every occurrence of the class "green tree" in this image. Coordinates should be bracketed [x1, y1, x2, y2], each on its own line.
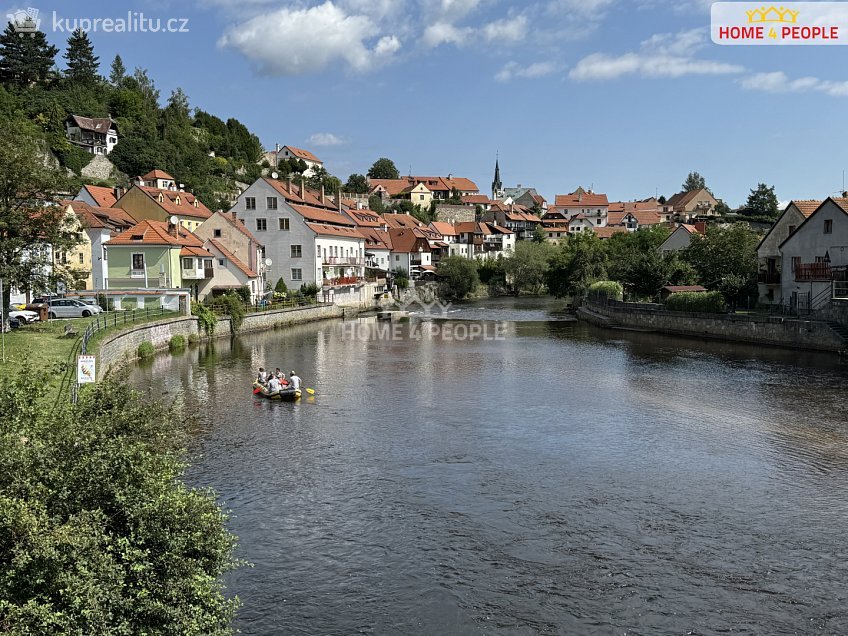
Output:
[503, 241, 553, 295]
[744, 183, 778, 219]
[545, 232, 607, 299]
[109, 53, 125, 86]
[657, 195, 667, 204]
[714, 200, 732, 216]
[367, 157, 400, 180]
[531, 224, 547, 243]
[437, 256, 479, 300]
[63, 28, 99, 84]
[682, 171, 707, 193]
[368, 194, 385, 213]
[344, 173, 369, 194]
[0, 373, 238, 632]
[0, 119, 78, 323]
[0, 23, 58, 86]
[683, 223, 759, 310]
[448, 188, 462, 204]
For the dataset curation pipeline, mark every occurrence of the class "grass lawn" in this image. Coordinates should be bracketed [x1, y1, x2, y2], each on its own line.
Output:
[0, 310, 180, 401]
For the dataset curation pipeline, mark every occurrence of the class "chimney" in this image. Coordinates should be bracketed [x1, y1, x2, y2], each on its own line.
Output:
[694, 221, 707, 234]
[287, 176, 292, 193]
[113, 186, 124, 200]
[300, 177, 305, 196]
[321, 184, 325, 204]
[168, 218, 179, 238]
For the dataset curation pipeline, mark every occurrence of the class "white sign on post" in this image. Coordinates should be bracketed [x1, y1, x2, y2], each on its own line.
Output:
[77, 355, 96, 384]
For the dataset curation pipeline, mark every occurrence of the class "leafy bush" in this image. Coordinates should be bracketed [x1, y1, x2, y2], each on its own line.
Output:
[0, 373, 238, 633]
[168, 335, 186, 351]
[587, 280, 624, 301]
[192, 301, 217, 335]
[393, 267, 409, 290]
[477, 258, 505, 285]
[187, 333, 199, 345]
[137, 341, 155, 358]
[664, 291, 725, 313]
[274, 277, 288, 294]
[437, 256, 479, 300]
[300, 282, 320, 300]
[235, 286, 252, 304]
[214, 293, 246, 332]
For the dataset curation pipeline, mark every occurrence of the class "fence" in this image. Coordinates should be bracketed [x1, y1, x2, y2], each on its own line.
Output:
[66, 307, 171, 404]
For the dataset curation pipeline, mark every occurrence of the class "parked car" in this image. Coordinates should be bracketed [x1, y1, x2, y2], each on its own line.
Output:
[6, 308, 39, 327]
[46, 298, 102, 319]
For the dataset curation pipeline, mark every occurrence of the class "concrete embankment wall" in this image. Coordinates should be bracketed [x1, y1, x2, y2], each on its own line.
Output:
[97, 304, 344, 379]
[578, 300, 845, 352]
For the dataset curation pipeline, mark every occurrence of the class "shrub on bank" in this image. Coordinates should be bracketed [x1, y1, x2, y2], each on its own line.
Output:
[137, 341, 155, 358]
[587, 280, 624, 302]
[168, 335, 186, 352]
[0, 374, 239, 632]
[665, 291, 725, 313]
[192, 301, 217, 335]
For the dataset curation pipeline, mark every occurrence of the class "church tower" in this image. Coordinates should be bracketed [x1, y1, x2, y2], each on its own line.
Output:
[491, 156, 503, 200]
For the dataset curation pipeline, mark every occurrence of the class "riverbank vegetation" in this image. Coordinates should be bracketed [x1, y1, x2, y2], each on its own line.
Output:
[0, 374, 238, 633]
[455, 222, 761, 309]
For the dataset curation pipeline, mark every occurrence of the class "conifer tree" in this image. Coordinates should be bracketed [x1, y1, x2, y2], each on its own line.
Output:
[64, 28, 99, 83]
[0, 23, 58, 86]
[109, 53, 125, 86]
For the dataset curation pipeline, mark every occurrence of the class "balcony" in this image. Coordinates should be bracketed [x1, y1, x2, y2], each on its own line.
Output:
[323, 256, 364, 266]
[323, 276, 363, 287]
[758, 271, 781, 285]
[795, 263, 832, 281]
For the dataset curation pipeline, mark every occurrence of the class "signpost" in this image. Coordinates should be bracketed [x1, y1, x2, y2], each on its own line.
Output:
[77, 355, 96, 385]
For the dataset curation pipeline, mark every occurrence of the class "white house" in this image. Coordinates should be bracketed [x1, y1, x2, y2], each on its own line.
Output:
[357, 227, 393, 272]
[229, 177, 364, 293]
[388, 227, 433, 277]
[65, 115, 118, 155]
[276, 146, 324, 177]
[554, 188, 609, 228]
[756, 200, 821, 305]
[779, 198, 848, 312]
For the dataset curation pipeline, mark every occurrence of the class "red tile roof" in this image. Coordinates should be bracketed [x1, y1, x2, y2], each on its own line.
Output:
[388, 228, 431, 253]
[370, 175, 480, 196]
[69, 115, 115, 133]
[64, 200, 135, 231]
[790, 200, 824, 218]
[554, 190, 609, 207]
[142, 169, 175, 181]
[305, 222, 364, 238]
[137, 186, 212, 220]
[263, 178, 337, 210]
[383, 213, 424, 229]
[208, 238, 258, 278]
[219, 210, 260, 243]
[461, 194, 490, 205]
[343, 209, 385, 228]
[429, 221, 458, 236]
[283, 146, 322, 163]
[180, 246, 214, 258]
[109, 219, 206, 247]
[594, 226, 627, 239]
[81, 184, 118, 208]
[290, 203, 355, 226]
[358, 227, 393, 251]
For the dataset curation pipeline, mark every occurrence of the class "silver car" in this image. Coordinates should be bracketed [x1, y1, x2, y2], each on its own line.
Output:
[47, 298, 102, 319]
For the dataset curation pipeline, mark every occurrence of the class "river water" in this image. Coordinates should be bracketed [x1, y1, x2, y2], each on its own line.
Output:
[128, 297, 848, 635]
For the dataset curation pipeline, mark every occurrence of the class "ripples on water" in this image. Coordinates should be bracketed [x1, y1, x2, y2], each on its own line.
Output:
[128, 298, 848, 635]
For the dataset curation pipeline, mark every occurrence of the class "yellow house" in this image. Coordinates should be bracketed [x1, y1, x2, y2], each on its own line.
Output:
[403, 182, 432, 210]
[53, 204, 94, 290]
[113, 182, 213, 233]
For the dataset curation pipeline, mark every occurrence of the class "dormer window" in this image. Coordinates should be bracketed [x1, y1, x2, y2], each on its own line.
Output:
[158, 193, 164, 203]
[131, 234, 143, 241]
[174, 196, 181, 205]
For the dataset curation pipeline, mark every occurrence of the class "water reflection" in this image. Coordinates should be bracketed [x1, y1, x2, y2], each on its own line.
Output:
[128, 300, 848, 635]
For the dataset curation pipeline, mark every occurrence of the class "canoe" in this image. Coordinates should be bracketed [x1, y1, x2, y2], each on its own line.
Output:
[252, 381, 302, 401]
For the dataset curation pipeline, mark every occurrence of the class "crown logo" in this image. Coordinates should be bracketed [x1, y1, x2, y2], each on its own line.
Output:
[746, 5, 800, 24]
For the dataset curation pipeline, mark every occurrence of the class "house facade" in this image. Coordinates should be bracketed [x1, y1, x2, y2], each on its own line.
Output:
[554, 188, 609, 228]
[658, 223, 706, 253]
[779, 198, 848, 312]
[65, 115, 118, 155]
[756, 200, 820, 304]
[663, 189, 719, 222]
[195, 210, 267, 302]
[113, 175, 213, 232]
[277, 146, 323, 176]
[64, 200, 136, 290]
[230, 178, 364, 292]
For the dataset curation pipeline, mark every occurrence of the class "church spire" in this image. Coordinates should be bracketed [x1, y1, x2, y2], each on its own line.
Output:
[492, 154, 502, 200]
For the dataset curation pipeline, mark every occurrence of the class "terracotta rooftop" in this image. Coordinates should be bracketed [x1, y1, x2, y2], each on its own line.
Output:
[80, 184, 118, 208]
[283, 145, 322, 164]
[142, 169, 175, 181]
[305, 222, 363, 238]
[136, 186, 212, 220]
[69, 115, 115, 133]
[554, 190, 609, 207]
[108, 219, 206, 247]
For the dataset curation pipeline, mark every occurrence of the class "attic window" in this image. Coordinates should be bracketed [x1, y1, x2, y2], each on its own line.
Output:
[193, 200, 198, 207]
[157, 194, 164, 203]
[131, 234, 143, 241]
[174, 196, 181, 205]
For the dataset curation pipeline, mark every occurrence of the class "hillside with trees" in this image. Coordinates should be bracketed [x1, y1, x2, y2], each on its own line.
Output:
[0, 25, 263, 209]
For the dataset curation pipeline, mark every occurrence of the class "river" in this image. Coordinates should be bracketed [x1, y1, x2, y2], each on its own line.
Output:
[128, 297, 848, 635]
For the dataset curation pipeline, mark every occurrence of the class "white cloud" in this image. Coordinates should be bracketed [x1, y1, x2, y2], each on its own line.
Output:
[307, 132, 346, 147]
[569, 28, 745, 81]
[218, 1, 400, 76]
[740, 71, 848, 97]
[483, 15, 528, 42]
[495, 60, 559, 82]
[422, 21, 473, 47]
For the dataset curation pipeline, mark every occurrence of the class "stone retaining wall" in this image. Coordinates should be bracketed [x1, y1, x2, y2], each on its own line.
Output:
[97, 304, 345, 378]
[578, 300, 845, 352]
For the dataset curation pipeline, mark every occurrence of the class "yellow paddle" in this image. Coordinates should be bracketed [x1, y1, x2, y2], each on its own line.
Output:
[305, 387, 315, 395]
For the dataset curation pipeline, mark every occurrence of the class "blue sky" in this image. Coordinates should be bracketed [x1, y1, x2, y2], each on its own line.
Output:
[14, 0, 848, 206]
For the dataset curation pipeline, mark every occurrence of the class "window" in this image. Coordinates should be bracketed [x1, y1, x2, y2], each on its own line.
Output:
[182, 257, 194, 269]
[792, 256, 801, 272]
[279, 217, 290, 231]
[291, 244, 302, 258]
[203, 259, 213, 270]
[419, 194, 425, 200]
[245, 197, 256, 210]
[291, 268, 303, 281]
[213, 228, 222, 238]
[825, 219, 833, 234]
[787, 225, 796, 235]
[219, 258, 226, 267]
[131, 253, 145, 277]
[78, 253, 84, 264]
[395, 255, 400, 261]
[267, 196, 278, 209]
[256, 218, 267, 231]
